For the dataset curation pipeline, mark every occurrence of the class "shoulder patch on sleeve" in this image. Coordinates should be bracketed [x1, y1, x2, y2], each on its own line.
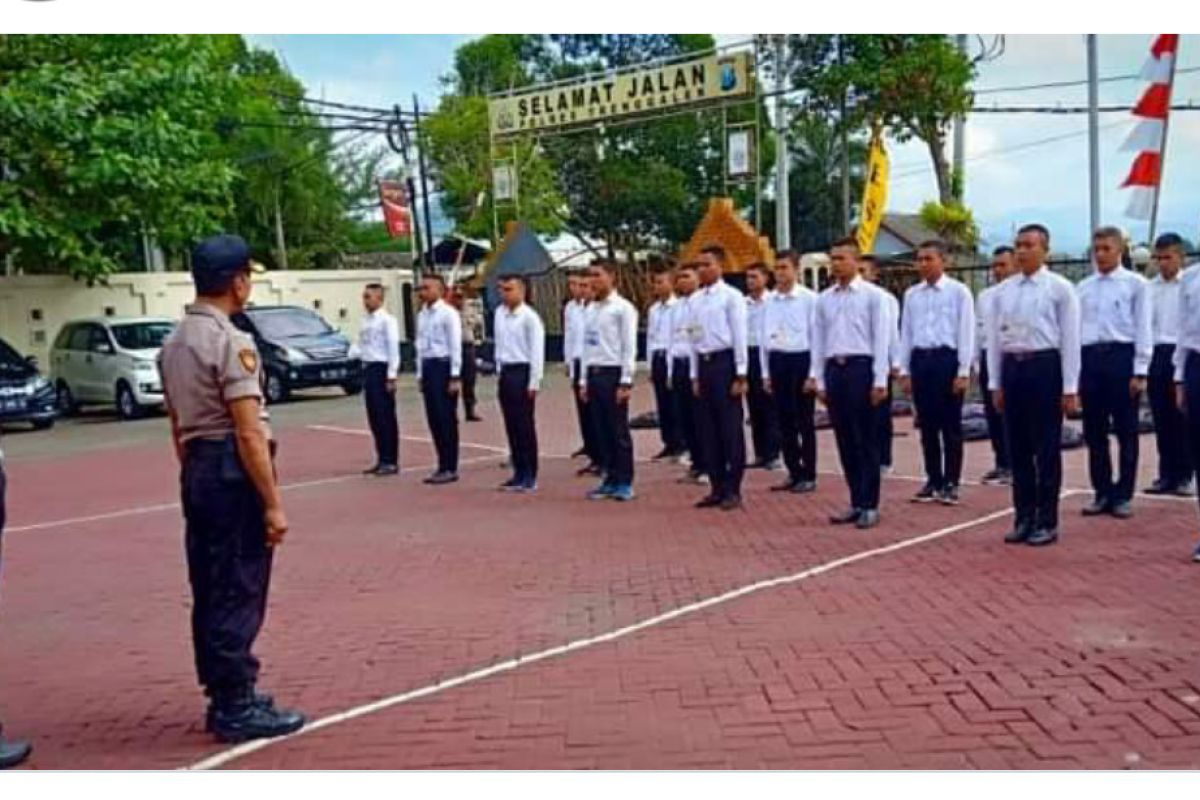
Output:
[238, 348, 258, 374]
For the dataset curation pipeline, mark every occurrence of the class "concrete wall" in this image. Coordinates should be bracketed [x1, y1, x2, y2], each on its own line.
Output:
[0, 268, 417, 365]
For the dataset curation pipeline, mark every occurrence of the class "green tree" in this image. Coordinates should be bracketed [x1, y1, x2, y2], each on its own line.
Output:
[0, 34, 238, 280]
[783, 34, 975, 206]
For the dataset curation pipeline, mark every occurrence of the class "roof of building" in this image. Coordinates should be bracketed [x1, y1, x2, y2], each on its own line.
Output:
[679, 198, 774, 271]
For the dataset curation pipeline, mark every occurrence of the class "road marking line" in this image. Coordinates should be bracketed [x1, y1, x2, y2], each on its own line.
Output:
[187, 494, 1081, 771]
[6, 455, 496, 535]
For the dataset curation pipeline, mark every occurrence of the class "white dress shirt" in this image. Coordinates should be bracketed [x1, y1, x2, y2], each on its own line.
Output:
[666, 293, 697, 382]
[899, 274, 976, 377]
[357, 308, 401, 379]
[975, 284, 1000, 358]
[1150, 272, 1184, 346]
[579, 291, 638, 387]
[563, 300, 588, 380]
[1173, 265, 1200, 382]
[493, 302, 546, 391]
[1076, 265, 1152, 376]
[415, 299, 463, 380]
[879, 286, 902, 371]
[812, 276, 890, 391]
[985, 266, 1082, 393]
[746, 290, 773, 349]
[759, 283, 817, 380]
[688, 279, 749, 379]
[646, 296, 676, 355]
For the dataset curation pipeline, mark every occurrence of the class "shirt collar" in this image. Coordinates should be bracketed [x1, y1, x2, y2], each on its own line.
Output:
[503, 302, 525, 317]
[1094, 265, 1124, 281]
[1020, 266, 1048, 284]
[775, 284, 803, 299]
[186, 302, 231, 321]
[920, 274, 947, 291]
[1155, 272, 1181, 284]
[835, 276, 865, 292]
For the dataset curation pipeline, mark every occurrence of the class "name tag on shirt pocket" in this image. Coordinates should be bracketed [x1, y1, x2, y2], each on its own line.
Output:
[585, 331, 600, 347]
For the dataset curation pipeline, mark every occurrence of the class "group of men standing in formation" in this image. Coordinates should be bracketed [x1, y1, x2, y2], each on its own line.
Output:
[352, 225, 1200, 563]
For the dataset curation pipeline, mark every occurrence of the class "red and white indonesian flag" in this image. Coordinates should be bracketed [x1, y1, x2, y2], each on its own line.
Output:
[1121, 34, 1179, 220]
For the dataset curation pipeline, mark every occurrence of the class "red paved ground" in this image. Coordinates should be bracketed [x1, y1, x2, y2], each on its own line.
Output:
[1, 377, 1198, 769]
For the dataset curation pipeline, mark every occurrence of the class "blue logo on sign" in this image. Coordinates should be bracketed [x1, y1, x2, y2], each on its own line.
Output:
[720, 64, 737, 91]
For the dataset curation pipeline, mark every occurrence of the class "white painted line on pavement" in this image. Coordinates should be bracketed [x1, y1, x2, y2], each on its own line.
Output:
[187, 492, 1083, 771]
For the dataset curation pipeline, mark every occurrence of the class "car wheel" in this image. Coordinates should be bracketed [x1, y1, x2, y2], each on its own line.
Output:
[264, 371, 290, 405]
[56, 381, 78, 416]
[32, 418, 55, 431]
[341, 381, 363, 396]
[116, 381, 143, 420]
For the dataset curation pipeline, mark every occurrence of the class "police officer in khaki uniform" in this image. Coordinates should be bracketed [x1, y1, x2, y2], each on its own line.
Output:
[160, 235, 305, 743]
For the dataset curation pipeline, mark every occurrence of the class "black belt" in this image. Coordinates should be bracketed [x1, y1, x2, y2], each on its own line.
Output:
[588, 365, 621, 374]
[1082, 342, 1133, 353]
[911, 346, 957, 355]
[827, 354, 872, 367]
[651, 350, 669, 360]
[421, 356, 450, 363]
[1154, 342, 1177, 351]
[698, 348, 734, 364]
[185, 435, 277, 459]
[500, 362, 530, 372]
[1003, 349, 1058, 363]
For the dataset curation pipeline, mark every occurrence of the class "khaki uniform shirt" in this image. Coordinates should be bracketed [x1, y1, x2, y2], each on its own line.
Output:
[159, 303, 267, 444]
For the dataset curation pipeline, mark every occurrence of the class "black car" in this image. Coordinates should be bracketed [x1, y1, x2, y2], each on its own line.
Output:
[232, 305, 362, 404]
[0, 337, 58, 430]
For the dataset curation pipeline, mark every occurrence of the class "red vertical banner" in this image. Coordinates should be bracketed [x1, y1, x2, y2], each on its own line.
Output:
[378, 180, 412, 238]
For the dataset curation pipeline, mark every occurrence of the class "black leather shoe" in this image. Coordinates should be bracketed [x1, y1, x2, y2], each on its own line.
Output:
[466, 414, 483, 422]
[576, 463, 602, 477]
[206, 690, 276, 733]
[855, 509, 881, 529]
[1004, 523, 1034, 544]
[911, 483, 939, 503]
[362, 464, 381, 475]
[1173, 481, 1194, 497]
[771, 478, 800, 492]
[374, 464, 399, 477]
[791, 481, 817, 494]
[0, 734, 32, 770]
[1081, 499, 1110, 516]
[425, 471, 459, 486]
[1027, 528, 1059, 547]
[211, 702, 306, 744]
[571, 447, 587, 459]
[1110, 501, 1133, 519]
[939, 486, 961, 506]
[829, 508, 861, 525]
[1143, 480, 1170, 495]
[651, 447, 674, 461]
[719, 495, 743, 511]
[694, 494, 723, 509]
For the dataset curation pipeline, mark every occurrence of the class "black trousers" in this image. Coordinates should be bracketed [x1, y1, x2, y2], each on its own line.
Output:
[746, 347, 781, 463]
[671, 357, 702, 470]
[651, 351, 684, 453]
[979, 351, 1011, 471]
[460, 343, 478, 418]
[768, 351, 816, 482]
[826, 356, 881, 511]
[911, 347, 965, 489]
[499, 364, 538, 482]
[182, 437, 273, 699]
[1080, 343, 1140, 505]
[573, 358, 600, 463]
[421, 357, 459, 473]
[697, 349, 747, 498]
[1149, 343, 1192, 488]
[1002, 350, 1064, 531]
[1183, 352, 1200, 514]
[877, 379, 894, 467]
[586, 366, 634, 486]
[363, 362, 399, 468]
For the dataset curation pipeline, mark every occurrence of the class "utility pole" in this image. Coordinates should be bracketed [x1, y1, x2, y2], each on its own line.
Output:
[274, 187, 289, 270]
[1148, 39, 1179, 244]
[1086, 35, 1101, 236]
[414, 94, 437, 270]
[953, 34, 968, 201]
[773, 35, 791, 250]
[388, 103, 424, 268]
[838, 35, 850, 234]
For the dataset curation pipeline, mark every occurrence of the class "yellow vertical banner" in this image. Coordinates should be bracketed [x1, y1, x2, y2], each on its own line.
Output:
[855, 127, 889, 254]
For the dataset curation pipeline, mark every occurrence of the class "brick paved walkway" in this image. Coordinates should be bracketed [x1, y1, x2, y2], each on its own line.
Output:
[1, 377, 1197, 769]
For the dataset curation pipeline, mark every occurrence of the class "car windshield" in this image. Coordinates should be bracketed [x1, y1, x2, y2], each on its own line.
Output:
[110, 322, 175, 350]
[0, 339, 30, 375]
[249, 309, 332, 340]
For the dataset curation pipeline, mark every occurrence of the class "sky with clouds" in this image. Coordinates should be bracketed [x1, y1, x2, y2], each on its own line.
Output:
[248, 34, 1200, 253]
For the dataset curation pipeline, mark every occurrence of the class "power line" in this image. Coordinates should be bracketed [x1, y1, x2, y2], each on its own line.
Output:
[974, 65, 1200, 95]
[972, 103, 1200, 114]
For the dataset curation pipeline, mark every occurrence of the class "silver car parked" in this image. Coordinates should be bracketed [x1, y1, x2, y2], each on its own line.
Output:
[51, 317, 175, 420]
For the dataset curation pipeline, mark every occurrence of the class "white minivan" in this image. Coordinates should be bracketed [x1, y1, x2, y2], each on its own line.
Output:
[51, 317, 176, 420]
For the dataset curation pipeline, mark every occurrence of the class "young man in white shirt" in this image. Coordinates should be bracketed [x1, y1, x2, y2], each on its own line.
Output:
[987, 224, 1081, 547]
[898, 241, 975, 506]
[761, 250, 819, 493]
[976, 246, 1017, 485]
[579, 260, 639, 502]
[647, 266, 684, 461]
[1076, 226, 1152, 519]
[493, 275, 545, 492]
[415, 273, 463, 485]
[357, 283, 401, 476]
[859, 254, 900, 472]
[564, 271, 600, 476]
[744, 262, 781, 471]
[669, 262, 706, 483]
[1145, 233, 1193, 496]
